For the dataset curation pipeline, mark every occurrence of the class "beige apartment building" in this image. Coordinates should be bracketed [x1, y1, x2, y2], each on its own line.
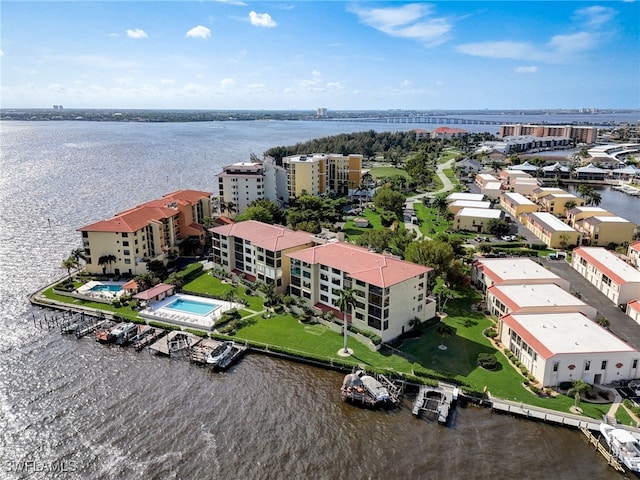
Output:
[500, 192, 539, 219]
[499, 124, 597, 143]
[524, 212, 581, 248]
[454, 208, 503, 233]
[286, 242, 435, 343]
[471, 257, 570, 291]
[538, 193, 585, 216]
[566, 206, 616, 228]
[79, 190, 212, 276]
[574, 216, 638, 247]
[282, 153, 362, 197]
[208, 220, 315, 294]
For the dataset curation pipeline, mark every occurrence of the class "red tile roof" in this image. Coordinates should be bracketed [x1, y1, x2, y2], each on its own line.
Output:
[631, 241, 640, 253]
[287, 242, 431, 288]
[210, 220, 314, 252]
[433, 127, 467, 134]
[79, 206, 177, 233]
[134, 283, 175, 300]
[629, 300, 640, 314]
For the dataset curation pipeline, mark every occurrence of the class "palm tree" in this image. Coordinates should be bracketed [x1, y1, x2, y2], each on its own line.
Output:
[257, 281, 277, 307]
[98, 254, 117, 274]
[597, 317, 610, 329]
[567, 379, 591, 409]
[587, 190, 602, 206]
[71, 248, 86, 263]
[336, 288, 356, 354]
[61, 256, 79, 279]
[436, 322, 455, 350]
[221, 201, 237, 217]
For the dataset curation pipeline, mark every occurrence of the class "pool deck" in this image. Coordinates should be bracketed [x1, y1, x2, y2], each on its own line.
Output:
[139, 293, 240, 331]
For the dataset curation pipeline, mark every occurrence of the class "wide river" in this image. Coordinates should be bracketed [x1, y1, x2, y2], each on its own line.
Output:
[0, 117, 634, 479]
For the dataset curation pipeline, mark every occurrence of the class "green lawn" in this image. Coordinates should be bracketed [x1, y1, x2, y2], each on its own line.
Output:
[368, 166, 409, 179]
[184, 273, 264, 312]
[342, 207, 396, 239]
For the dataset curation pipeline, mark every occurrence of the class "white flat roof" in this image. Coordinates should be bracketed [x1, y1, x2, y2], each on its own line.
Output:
[477, 257, 562, 282]
[529, 212, 577, 232]
[446, 193, 485, 202]
[490, 283, 587, 308]
[588, 215, 633, 224]
[450, 200, 491, 209]
[457, 207, 502, 219]
[484, 182, 502, 189]
[503, 192, 535, 205]
[514, 178, 539, 184]
[506, 312, 636, 356]
[575, 247, 640, 284]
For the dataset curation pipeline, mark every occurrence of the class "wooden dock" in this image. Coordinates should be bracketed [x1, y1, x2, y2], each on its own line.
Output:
[132, 326, 166, 351]
[580, 427, 625, 473]
[148, 331, 203, 357]
[491, 397, 602, 431]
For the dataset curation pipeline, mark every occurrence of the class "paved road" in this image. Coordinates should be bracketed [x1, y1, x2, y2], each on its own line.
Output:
[545, 258, 640, 350]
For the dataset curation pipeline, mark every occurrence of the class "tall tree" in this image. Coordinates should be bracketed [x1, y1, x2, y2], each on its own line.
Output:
[61, 256, 79, 279]
[336, 288, 356, 354]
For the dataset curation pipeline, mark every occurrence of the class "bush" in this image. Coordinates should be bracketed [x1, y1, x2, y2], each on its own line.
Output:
[484, 328, 498, 338]
[477, 353, 498, 370]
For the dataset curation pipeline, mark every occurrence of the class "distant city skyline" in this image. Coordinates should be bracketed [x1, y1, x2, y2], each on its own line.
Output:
[1, 1, 638, 110]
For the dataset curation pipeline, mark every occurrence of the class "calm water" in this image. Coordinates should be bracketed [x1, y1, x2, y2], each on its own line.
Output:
[0, 118, 630, 479]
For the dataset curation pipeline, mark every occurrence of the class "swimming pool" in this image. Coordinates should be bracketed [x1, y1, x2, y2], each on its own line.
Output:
[90, 284, 123, 293]
[165, 298, 220, 316]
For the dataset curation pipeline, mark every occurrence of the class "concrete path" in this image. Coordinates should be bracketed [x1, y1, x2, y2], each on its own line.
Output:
[403, 158, 456, 239]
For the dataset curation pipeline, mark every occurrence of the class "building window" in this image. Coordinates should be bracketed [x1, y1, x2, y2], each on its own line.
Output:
[601, 360, 607, 370]
[634, 359, 638, 369]
[553, 361, 559, 372]
[584, 360, 590, 371]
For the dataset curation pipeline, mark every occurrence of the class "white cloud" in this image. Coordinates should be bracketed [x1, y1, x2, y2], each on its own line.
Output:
[350, 3, 451, 46]
[0, 49, 4, 57]
[326, 82, 343, 90]
[401, 80, 412, 86]
[249, 11, 277, 28]
[108, 33, 119, 38]
[126, 28, 148, 39]
[48, 83, 67, 93]
[220, 78, 235, 88]
[515, 66, 538, 74]
[186, 25, 211, 39]
[160, 78, 175, 85]
[213, 0, 247, 5]
[547, 32, 597, 54]
[573, 6, 617, 27]
[456, 41, 539, 60]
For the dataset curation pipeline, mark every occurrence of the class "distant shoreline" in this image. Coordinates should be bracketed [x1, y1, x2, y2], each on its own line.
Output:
[2, 108, 638, 125]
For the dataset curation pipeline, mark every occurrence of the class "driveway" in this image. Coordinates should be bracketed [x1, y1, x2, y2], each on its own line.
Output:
[545, 258, 640, 350]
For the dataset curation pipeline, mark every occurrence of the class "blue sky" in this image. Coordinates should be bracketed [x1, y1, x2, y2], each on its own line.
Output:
[1, 1, 638, 110]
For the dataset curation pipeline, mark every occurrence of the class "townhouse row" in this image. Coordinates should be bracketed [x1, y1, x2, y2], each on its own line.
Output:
[472, 256, 640, 387]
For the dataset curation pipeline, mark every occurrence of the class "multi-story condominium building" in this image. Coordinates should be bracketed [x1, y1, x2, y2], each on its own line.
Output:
[286, 242, 435, 342]
[500, 312, 639, 387]
[538, 193, 585, 216]
[487, 283, 597, 320]
[629, 241, 640, 268]
[79, 190, 212, 276]
[453, 207, 502, 233]
[209, 220, 315, 293]
[571, 247, 640, 307]
[566, 206, 615, 228]
[216, 161, 288, 217]
[499, 124, 597, 144]
[471, 257, 570, 291]
[500, 192, 539, 219]
[475, 173, 499, 189]
[574, 216, 638, 247]
[524, 212, 581, 248]
[281, 153, 362, 197]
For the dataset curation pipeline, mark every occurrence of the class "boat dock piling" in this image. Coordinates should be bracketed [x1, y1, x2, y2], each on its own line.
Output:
[148, 330, 203, 357]
[580, 428, 625, 473]
[412, 383, 457, 424]
[189, 338, 247, 370]
[132, 326, 166, 351]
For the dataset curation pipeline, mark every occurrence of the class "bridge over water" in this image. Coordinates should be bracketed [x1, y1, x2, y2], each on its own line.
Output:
[317, 115, 503, 125]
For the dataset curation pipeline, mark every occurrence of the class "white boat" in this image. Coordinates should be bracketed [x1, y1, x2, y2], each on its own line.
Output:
[600, 423, 640, 472]
[341, 368, 391, 405]
[206, 341, 234, 366]
[108, 323, 138, 345]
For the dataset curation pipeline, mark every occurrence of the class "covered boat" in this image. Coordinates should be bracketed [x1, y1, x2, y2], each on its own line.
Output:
[341, 369, 391, 405]
[206, 341, 234, 366]
[600, 424, 640, 472]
